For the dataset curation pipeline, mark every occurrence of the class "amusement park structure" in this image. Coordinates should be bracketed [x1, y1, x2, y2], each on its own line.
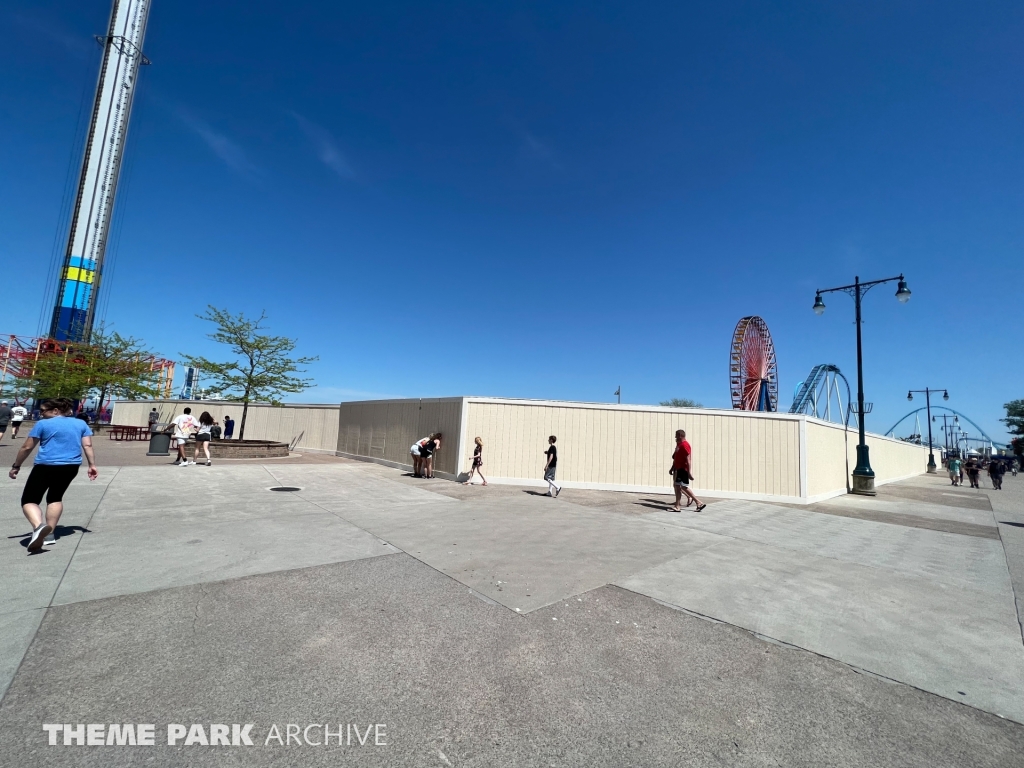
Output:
[0, 2, 166, 410]
[729, 316, 778, 412]
[885, 406, 1006, 453]
[0, 334, 175, 405]
[789, 364, 851, 425]
[50, 0, 152, 342]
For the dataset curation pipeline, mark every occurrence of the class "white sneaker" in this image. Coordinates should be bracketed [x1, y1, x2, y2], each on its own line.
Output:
[27, 524, 52, 553]
[205, 460, 211, 466]
[44, 535, 57, 546]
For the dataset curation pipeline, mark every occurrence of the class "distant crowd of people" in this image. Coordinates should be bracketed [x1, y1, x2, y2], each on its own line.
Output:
[945, 455, 1017, 490]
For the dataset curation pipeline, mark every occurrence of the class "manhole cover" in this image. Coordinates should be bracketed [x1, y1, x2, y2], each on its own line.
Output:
[269, 486, 302, 492]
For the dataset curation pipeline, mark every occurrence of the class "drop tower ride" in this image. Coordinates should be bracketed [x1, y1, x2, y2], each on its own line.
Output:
[50, 0, 152, 342]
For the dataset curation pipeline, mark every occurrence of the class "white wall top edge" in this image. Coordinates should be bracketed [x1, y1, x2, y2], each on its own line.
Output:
[461, 396, 806, 420]
[803, 414, 933, 446]
[112, 399, 342, 409]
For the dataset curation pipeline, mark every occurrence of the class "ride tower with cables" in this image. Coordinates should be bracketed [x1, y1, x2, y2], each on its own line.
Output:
[49, 0, 152, 342]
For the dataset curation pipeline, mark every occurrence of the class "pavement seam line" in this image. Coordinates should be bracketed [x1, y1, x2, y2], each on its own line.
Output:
[48, 466, 122, 609]
[0, 466, 121, 706]
[611, 583, 1024, 726]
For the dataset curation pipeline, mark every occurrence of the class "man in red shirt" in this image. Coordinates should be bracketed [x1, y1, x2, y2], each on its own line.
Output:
[671, 429, 705, 512]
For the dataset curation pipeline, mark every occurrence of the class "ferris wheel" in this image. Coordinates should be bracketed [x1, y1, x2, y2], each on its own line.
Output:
[729, 316, 779, 411]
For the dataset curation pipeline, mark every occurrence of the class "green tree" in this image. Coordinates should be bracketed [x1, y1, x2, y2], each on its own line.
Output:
[183, 307, 317, 440]
[11, 327, 163, 408]
[1002, 400, 1024, 436]
[660, 398, 704, 408]
[87, 327, 166, 410]
[1003, 401, 1024, 459]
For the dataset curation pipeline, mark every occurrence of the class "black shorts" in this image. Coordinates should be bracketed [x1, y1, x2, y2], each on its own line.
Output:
[673, 468, 691, 487]
[21, 464, 80, 506]
[196, 434, 211, 442]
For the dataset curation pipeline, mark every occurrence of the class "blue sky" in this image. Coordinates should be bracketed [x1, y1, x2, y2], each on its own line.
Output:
[2, 1, 1021, 444]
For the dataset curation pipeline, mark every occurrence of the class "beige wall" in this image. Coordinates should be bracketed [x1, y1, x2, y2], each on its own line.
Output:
[110, 400, 340, 453]
[464, 399, 803, 501]
[335, 398, 463, 477]
[114, 396, 933, 502]
[805, 418, 933, 500]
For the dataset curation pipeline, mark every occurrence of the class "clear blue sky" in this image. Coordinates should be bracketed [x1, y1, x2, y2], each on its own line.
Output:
[2, 1, 1021, 444]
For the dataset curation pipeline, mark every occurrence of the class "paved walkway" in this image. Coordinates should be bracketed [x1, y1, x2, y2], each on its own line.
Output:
[1, 441, 1022, 766]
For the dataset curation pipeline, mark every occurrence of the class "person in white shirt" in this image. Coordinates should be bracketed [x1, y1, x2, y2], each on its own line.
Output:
[171, 408, 199, 465]
[10, 404, 28, 439]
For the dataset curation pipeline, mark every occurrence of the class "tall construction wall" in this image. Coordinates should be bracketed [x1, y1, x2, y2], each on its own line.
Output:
[462, 399, 803, 500]
[111, 400, 339, 453]
[113, 396, 933, 502]
[335, 398, 463, 477]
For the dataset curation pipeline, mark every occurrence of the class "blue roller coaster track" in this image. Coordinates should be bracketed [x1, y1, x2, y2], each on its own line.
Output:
[789, 364, 851, 425]
[884, 406, 1005, 449]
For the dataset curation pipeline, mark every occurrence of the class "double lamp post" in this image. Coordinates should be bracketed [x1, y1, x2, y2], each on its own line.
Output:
[907, 388, 949, 473]
[813, 274, 912, 495]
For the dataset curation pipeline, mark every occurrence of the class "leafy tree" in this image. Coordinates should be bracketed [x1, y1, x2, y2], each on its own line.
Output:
[1002, 400, 1024, 436]
[1003, 401, 1024, 459]
[11, 326, 163, 410]
[86, 327, 166, 410]
[183, 307, 317, 440]
[660, 398, 704, 408]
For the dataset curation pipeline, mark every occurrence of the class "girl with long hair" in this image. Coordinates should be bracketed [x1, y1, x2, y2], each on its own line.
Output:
[193, 411, 215, 466]
[462, 437, 487, 485]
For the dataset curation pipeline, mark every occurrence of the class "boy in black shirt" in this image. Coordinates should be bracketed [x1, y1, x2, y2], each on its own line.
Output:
[544, 435, 561, 497]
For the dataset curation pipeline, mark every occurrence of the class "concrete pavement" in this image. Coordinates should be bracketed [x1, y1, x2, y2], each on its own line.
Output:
[1, 447, 1022, 766]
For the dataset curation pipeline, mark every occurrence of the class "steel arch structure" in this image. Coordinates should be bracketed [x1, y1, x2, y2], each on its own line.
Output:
[729, 316, 778, 411]
[789, 364, 852, 425]
[884, 406, 1005, 449]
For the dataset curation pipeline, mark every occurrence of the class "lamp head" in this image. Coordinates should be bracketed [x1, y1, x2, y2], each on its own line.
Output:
[907, 391, 913, 401]
[895, 277, 911, 303]
[812, 292, 826, 315]
[943, 390, 949, 400]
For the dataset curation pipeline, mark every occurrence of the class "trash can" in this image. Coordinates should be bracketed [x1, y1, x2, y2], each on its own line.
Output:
[147, 427, 172, 456]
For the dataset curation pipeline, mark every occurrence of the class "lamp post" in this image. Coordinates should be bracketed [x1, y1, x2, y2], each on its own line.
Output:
[908, 388, 948, 473]
[813, 274, 911, 495]
[934, 413, 955, 456]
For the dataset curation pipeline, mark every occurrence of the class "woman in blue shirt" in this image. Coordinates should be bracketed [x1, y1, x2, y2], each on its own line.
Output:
[9, 398, 98, 553]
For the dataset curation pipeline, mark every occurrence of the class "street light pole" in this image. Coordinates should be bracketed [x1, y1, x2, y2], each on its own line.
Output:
[908, 388, 948, 473]
[813, 273, 910, 496]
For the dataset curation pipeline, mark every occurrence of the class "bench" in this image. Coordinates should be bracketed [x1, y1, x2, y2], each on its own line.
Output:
[108, 425, 149, 441]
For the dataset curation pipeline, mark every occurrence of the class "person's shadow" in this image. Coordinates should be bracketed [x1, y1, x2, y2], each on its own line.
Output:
[10, 525, 93, 552]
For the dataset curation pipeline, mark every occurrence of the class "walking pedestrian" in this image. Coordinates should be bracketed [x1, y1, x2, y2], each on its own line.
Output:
[966, 458, 980, 489]
[947, 456, 961, 486]
[10, 404, 27, 438]
[420, 434, 442, 478]
[0, 400, 13, 443]
[543, 435, 561, 497]
[8, 398, 97, 553]
[193, 411, 215, 466]
[988, 460, 1005, 490]
[171, 408, 199, 465]
[670, 429, 706, 512]
[223, 415, 235, 440]
[148, 407, 160, 432]
[462, 437, 488, 485]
